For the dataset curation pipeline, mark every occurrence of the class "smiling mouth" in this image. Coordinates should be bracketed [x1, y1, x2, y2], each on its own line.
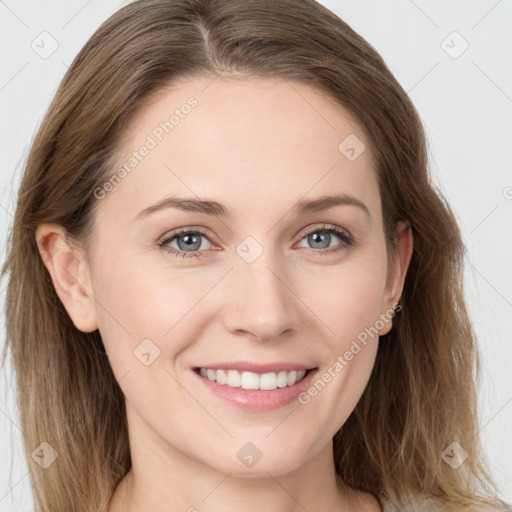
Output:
[194, 367, 316, 391]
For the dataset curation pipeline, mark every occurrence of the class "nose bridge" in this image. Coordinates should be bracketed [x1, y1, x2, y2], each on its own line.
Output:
[222, 241, 300, 340]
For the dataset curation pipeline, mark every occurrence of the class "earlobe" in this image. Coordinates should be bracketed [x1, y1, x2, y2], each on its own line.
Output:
[35, 223, 98, 333]
[379, 221, 414, 335]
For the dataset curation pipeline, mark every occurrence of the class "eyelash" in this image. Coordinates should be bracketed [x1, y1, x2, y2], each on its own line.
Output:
[157, 224, 354, 260]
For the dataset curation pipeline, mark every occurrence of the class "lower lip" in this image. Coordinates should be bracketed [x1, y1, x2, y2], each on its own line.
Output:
[193, 368, 318, 411]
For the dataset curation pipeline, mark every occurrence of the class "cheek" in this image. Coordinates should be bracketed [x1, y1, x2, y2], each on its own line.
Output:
[293, 253, 387, 432]
[302, 251, 388, 348]
[326, 272, 386, 347]
[89, 249, 219, 395]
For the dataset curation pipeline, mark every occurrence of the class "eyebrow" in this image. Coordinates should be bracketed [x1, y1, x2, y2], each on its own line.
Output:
[134, 193, 371, 220]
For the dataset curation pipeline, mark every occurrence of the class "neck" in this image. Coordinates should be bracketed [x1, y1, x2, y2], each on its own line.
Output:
[108, 441, 363, 512]
[107, 404, 380, 512]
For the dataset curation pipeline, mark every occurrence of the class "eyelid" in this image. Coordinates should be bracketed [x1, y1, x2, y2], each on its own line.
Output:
[158, 223, 350, 245]
[158, 222, 354, 259]
[157, 226, 214, 245]
[298, 222, 351, 239]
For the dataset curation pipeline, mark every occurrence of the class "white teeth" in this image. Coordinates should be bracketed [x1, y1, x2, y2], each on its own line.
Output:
[198, 368, 310, 390]
[241, 371, 260, 389]
[259, 372, 277, 390]
[227, 369, 241, 387]
[276, 371, 288, 388]
[216, 369, 227, 385]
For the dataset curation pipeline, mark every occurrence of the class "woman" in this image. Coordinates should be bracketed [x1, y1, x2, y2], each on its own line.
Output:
[2, 0, 509, 511]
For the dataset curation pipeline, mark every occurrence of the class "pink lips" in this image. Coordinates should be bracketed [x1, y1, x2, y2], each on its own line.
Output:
[193, 363, 319, 411]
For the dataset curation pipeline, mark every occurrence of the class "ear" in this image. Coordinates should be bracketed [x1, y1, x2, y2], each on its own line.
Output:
[378, 221, 413, 335]
[35, 223, 98, 333]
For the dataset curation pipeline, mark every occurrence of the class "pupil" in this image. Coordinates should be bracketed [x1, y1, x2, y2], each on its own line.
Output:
[178, 234, 200, 251]
[310, 232, 330, 249]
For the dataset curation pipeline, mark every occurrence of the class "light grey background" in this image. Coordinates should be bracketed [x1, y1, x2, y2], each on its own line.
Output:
[1, 1, 511, 510]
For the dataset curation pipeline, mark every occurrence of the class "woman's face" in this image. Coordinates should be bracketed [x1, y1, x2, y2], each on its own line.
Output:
[76, 76, 410, 476]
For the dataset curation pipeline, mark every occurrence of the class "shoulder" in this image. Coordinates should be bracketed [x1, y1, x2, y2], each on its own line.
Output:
[351, 490, 383, 512]
[380, 497, 512, 511]
[379, 497, 434, 511]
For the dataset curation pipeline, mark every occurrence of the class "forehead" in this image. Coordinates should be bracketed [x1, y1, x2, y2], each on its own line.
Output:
[103, 76, 379, 220]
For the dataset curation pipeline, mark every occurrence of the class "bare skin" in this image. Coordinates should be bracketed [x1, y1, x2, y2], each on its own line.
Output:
[36, 75, 412, 512]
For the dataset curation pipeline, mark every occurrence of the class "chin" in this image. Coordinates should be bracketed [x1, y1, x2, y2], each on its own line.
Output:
[201, 444, 312, 478]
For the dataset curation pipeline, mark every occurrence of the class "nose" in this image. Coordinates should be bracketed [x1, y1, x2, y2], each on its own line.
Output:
[222, 252, 302, 342]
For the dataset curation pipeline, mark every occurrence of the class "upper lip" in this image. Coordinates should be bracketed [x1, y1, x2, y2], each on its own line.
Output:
[194, 361, 318, 373]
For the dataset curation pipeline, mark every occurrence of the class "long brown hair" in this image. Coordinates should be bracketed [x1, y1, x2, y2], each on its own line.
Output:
[2, 0, 510, 510]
